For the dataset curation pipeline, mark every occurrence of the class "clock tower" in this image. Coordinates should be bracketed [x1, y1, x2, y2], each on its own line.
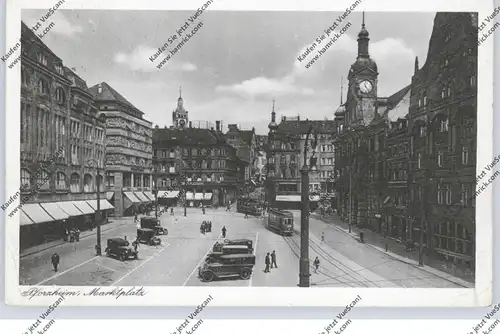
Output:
[346, 13, 378, 127]
[172, 87, 189, 129]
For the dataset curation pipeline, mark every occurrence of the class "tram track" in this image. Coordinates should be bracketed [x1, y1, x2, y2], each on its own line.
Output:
[283, 233, 362, 287]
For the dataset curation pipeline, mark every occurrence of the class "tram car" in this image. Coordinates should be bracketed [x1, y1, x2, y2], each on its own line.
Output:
[267, 208, 294, 236]
[236, 197, 262, 216]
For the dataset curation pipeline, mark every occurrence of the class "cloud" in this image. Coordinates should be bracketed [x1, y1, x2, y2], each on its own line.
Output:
[215, 75, 313, 99]
[114, 45, 197, 72]
[22, 11, 83, 37]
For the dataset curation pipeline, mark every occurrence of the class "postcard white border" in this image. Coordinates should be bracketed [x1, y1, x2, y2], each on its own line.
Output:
[4, 0, 494, 307]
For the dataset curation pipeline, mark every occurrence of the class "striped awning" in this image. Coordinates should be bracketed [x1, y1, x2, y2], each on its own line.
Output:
[124, 192, 141, 203]
[194, 193, 204, 200]
[157, 190, 180, 199]
[86, 199, 115, 211]
[143, 191, 155, 201]
[276, 195, 320, 202]
[57, 201, 84, 216]
[204, 193, 213, 200]
[40, 202, 70, 220]
[135, 192, 150, 202]
[21, 204, 54, 224]
[106, 192, 115, 200]
[73, 201, 95, 215]
[186, 192, 194, 200]
[20, 211, 35, 226]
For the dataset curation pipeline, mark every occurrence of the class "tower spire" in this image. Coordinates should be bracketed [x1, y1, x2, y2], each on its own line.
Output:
[362, 11, 365, 27]
[340, 77, 344, 104]
[179, 86, 182, 98]
[357, 12, 370, 57]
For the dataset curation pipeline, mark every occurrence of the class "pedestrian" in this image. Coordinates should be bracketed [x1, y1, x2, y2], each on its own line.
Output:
[321, 232, 325, 243]
[264, 253, 270, 273]
[222, 226, 227, 238]
[132, 239, 139, 252]
[313, 256, 320, 273]
[271, 250, 277, 268]
[170, 207, 174, 215]
[51, 253, 60, 272]
[244, 212, 248, 219]
[201, 222, 206, 234]
[202, 206, 206, 215]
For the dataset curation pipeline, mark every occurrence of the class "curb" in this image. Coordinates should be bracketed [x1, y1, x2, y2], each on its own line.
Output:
[20, 221, 129, 258]
[315, 214, 475, 288]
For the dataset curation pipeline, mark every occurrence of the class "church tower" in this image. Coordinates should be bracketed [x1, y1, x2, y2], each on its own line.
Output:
[346, 12, 379, 127]
[172, 87, 189, 129]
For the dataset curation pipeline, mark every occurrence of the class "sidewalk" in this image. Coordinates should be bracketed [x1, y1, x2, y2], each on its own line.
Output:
[20, 218, 131, 258]
[313, 213, 475, 288]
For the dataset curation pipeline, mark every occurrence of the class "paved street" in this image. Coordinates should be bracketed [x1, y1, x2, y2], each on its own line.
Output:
[20, 207, 465, 288]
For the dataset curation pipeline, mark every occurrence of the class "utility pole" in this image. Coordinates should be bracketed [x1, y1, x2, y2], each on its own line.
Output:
[349, 168, 352, 233]
[96, 165, 101, 256]
[184, 172, 187, 217]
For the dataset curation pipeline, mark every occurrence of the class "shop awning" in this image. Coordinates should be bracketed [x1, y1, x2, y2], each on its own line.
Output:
[73, 201, 95, 215]
[276, 195, 320, 202]
[21, 204, 54, 224]
[194, 193, 204, 200]
[57, 201, 84, 216]
[157, 190, 180, 199]
[383, 196, 391, 204]
[135, 192, 150, 202]
[86, 199, 115, 211]
[143, 191, 155, 201]
[186, 192, 194, 200]
[40, 202, 70, 220]
[204, 193, 213, 200]
[20, 211, 35, 226]
[124, 192, 141, 203]
[106, 192, 115, 200]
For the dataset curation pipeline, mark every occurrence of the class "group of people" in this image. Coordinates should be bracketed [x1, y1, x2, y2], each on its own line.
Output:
[264, 250, 278, 272]
[200, 221, 212, 234]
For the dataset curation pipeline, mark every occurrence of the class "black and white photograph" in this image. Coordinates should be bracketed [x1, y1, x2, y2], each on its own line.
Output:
[3, 0, 494, 307]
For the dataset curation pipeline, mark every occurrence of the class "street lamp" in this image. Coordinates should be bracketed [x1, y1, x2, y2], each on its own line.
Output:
[86, 159, 102, 256]
[299, 125, 318, 288]
[153, 177, 159, 219]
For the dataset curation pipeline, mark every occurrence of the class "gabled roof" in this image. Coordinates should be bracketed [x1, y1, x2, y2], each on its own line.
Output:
[89, 82, 143, 114]
[63, 67, 93, 94]
[386, 84, 412, 122]
[239, 130, 254, 145]
[153, 128, 228, 146]
[276, 120, 336, 135]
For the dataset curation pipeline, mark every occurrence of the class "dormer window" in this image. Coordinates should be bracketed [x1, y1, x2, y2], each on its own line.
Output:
[54, 64, 64, 75]
[56, 87, 66, 104]
[97, 85, 103, 94]
[37, 52, 47, 66]
[441, 87, 451, 99]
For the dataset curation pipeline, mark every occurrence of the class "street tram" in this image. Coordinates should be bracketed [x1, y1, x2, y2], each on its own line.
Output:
[267, 208, 294, 236]
[237, 197, 261, 216]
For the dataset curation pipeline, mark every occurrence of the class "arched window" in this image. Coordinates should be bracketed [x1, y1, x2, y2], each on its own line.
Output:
[56, 172, 66, 190]
[423, 94, 428, 106]
[161, 178, 168, 187]
[21, 169, 31, 189]
[37, 78, 49, 95]
[70, 173, 80, 193]
[83, 174, 93, 193]
[21, 69, 30, 86]
[201, 173, 207, 181]
[37, 169, 50, 190]
[56, 87, 66, 104]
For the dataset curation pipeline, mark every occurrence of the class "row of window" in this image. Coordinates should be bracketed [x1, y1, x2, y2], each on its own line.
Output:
[20, 169, 104, 193]
[154, 147, 229, 157]
[119, 172, 151, 188]
[416, 75, 475, 108]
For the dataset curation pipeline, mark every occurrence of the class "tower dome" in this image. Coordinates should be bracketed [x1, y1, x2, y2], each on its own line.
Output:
[268, 99, 279, 131]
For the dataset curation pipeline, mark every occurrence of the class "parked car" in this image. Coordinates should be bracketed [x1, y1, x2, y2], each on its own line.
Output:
[105, 238, 138, 261]
[198, 254, 256, 282]
[140, 217, 168, 235]
[223, 238, 253, 252]
[136, 228, 161, 246]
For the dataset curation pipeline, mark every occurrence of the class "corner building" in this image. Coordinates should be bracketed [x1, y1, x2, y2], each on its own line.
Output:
[19, 22, 110, 250]
[89, 82, 154, 217]
[408, 13, 477, 268]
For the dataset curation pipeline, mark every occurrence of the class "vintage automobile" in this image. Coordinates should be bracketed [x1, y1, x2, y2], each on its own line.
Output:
[140, 217, 168, 235]
[206, 244, 253, 263]
[136, 228, 161, 246]
[105, 238, 138, 261]
[223, 238, 253, 252]
[198, 254, 256, 282]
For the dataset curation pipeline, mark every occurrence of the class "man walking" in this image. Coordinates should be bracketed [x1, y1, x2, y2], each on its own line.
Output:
[313, 256, 320, 273]
[271, 250, 277, 268]
[51, 253, 60, 272]
[222, 226, 227, 238]
[244, 212, 248, 219]
[321, 232, 325, 243]
[264, 253, 270, 273]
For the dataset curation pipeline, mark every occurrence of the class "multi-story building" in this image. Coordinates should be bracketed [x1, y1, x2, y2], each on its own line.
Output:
[153, 95, 245, 207]
[19, 22, 110, 250]
[265, 101, 335, 209]
[408, 12, 477, 268]
[89, 82, 154, 217]
[225, 124, 256, 193]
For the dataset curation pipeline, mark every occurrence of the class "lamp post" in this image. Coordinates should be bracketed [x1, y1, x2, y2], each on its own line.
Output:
[299, 126, 318, 288]
[86, 159, 102, 256]
[184, 171, 187, 217]
[154, 177, 159, 219]
[349, 168, 352, 233]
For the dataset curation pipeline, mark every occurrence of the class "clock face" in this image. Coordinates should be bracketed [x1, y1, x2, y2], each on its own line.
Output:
[359, 80, 373, 93]
[179, 119, 186, 126]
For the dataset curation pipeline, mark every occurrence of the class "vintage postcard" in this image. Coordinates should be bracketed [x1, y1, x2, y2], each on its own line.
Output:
[3, 0, 494, 307]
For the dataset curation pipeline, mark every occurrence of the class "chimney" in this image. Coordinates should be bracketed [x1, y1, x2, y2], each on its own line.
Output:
[189, 121, 192, 128]
[216, 121, 221, 132]
[297, 115, 300, 121]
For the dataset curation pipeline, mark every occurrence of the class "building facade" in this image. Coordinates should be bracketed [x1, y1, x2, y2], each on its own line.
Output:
[265, 101, 335, 209]
[89, 82, 154, 217]
[408, 12, 477, 268]
[225, 124, 256, 193]
[19, 22, 110, 250]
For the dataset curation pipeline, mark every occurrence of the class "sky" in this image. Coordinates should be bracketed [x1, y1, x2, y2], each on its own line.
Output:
[22, 10, 436, 135]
